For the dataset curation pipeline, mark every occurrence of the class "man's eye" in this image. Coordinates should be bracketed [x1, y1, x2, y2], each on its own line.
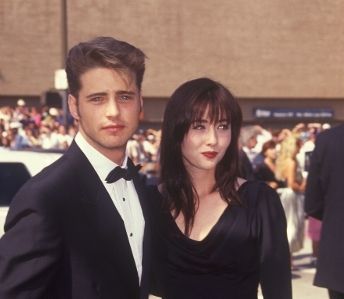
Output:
[119, 95, 130, 101]
[90, 96, 103, 103]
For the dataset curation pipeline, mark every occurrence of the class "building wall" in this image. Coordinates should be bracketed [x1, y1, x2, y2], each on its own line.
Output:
[67, 0, 344, 98]
[0, 0, 63, 96]
[1, 0, 344, 123]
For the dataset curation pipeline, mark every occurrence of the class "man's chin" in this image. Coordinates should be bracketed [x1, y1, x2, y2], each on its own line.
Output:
[102, 141, 127, 150]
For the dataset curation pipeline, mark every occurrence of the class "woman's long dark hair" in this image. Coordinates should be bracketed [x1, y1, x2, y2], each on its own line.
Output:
[160, 77, 243, 235]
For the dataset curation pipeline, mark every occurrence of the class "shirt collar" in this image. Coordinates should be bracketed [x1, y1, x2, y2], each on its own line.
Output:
[75, 132, 128, 182]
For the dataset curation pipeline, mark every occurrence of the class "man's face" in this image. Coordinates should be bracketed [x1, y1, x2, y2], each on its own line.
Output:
[68, 67, 142, 163]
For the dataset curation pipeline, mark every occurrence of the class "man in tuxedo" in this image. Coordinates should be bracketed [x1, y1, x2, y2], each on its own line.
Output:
[0, 36, 151, 298]
[305, 124, 344, 299]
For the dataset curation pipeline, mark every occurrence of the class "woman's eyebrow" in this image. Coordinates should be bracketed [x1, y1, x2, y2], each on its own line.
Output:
[218, 118, 229, 122]
[192, 119, 208, 123]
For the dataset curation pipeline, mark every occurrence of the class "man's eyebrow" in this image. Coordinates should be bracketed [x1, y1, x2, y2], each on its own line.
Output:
[116, 90, 137, 96]
[85, 90, 137, 99]
[86, 92, 107, 99]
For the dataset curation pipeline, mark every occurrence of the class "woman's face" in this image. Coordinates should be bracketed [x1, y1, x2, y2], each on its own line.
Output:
[181, 109, 231, 174]
[265, 147, 277, 160]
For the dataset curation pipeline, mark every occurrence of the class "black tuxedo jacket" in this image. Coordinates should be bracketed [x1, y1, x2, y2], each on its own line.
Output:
[305, 124, 344, 293]
[0, 142, 152, 298]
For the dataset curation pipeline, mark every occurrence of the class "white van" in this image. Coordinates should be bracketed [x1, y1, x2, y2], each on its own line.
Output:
[0, 148, 62, 237]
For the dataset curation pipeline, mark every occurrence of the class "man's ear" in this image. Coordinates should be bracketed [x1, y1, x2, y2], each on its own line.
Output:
[68, 94, 80, 120]
[139, 95, 143, 112]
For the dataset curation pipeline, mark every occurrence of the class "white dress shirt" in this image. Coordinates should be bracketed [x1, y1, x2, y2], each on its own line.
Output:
[75, 133, 145, 284]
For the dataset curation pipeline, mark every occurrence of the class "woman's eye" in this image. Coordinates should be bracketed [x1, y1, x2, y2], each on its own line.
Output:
[218, 123, 229, 130]
[191, 122, 205, 130]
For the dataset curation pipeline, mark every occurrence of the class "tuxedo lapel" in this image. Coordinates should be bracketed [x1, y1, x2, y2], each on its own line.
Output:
[64, 142, 140, 287]
[131, 162, 152, 297]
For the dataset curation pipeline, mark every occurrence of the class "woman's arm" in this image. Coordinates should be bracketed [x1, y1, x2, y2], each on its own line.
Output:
[258, 185, 292, 299]
[285, 159, 305, 192]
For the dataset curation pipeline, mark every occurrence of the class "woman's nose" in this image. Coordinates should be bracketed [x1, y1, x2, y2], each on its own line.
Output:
[206, 127, 218, 145]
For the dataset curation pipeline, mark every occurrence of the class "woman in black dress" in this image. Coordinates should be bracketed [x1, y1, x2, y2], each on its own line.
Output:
[151, 78, 291, 299]
[254, 140, 285, 189]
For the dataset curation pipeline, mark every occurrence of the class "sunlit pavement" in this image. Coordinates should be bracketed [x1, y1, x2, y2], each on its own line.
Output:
[291, 231, 328, 299]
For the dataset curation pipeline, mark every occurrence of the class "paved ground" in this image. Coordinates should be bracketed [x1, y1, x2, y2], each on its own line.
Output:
[291, 236, 328, 299]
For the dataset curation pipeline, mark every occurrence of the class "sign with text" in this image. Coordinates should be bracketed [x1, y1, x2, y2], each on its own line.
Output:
[254, 108, 334, 119]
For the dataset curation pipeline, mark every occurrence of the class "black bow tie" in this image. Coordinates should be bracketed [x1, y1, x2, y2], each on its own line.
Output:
[105, 160, 141, 183]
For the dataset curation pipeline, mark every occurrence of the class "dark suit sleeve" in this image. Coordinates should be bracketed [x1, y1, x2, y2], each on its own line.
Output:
[305, 135, 325, 220]
[0, 182, 61, 298]
[145, 185, 164, 297]
[258, 185, 292, 299]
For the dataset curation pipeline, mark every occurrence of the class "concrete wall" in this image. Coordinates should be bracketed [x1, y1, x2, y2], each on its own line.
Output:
[68, 0, 344, 98]
[1, 0, 344, 124]
[0, 0, 63, 95]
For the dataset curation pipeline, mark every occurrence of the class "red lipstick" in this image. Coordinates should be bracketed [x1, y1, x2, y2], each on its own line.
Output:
[201, 151, 218, 159]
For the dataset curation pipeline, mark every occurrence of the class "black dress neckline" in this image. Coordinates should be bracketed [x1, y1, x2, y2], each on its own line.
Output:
[167, 180, 251, 244]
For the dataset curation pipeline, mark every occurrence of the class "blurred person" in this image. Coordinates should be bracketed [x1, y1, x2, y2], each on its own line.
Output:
[136, 131, 150, 164]
[298, 125, 317, 173]
[29, 107, 42, 127]
[67, 124, 77, 141]
[240, 125, 260, 167]
[24, 127, 40, 148]
[0, 36, 152, 299]
[307, 216, 322, 266]
[143, 131, 160, 184]
[254, 140, 285, 189]
[305, 124, 344, 299]
[0, 119, 5, 132]
[9, 125, 30, 150]
[143, 130, 160, 163]
[49, 123, 64, 149]
[0, 131, 11, 147]
[238, 147, 254, 180]
[322, 123, 331, 130]
[275, 136, 306, 258]
[127, 133, 142, 164]
[55, 124, 73, 149]
[253, 125, 273, 155]
[12, 99, 27, 122]
[151, 78, 291, 299]
[142, 132, 157, 162]
[39, 125, 54, 149]
[0, 106, 12, 130]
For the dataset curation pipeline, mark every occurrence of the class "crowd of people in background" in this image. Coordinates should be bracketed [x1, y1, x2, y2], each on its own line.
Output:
[240, 122, 330, 267]
[0, 100, 161, 179]
[0, 100, 161, 160]
[0, 100, 76, 151]
[0, 100, 330, 265]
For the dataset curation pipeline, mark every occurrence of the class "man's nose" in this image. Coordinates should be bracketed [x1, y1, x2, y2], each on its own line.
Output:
[106, 99, 120, 118]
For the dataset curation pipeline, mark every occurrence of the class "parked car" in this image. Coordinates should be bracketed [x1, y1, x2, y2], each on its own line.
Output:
[0, 147, 62, 236]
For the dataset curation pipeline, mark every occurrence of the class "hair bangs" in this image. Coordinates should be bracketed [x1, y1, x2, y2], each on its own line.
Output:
[189, 89, 232, 125]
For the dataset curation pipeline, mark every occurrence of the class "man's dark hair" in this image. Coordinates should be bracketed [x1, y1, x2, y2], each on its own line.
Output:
[65, 36, 146, 97]
[159, 77, 243, 235]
